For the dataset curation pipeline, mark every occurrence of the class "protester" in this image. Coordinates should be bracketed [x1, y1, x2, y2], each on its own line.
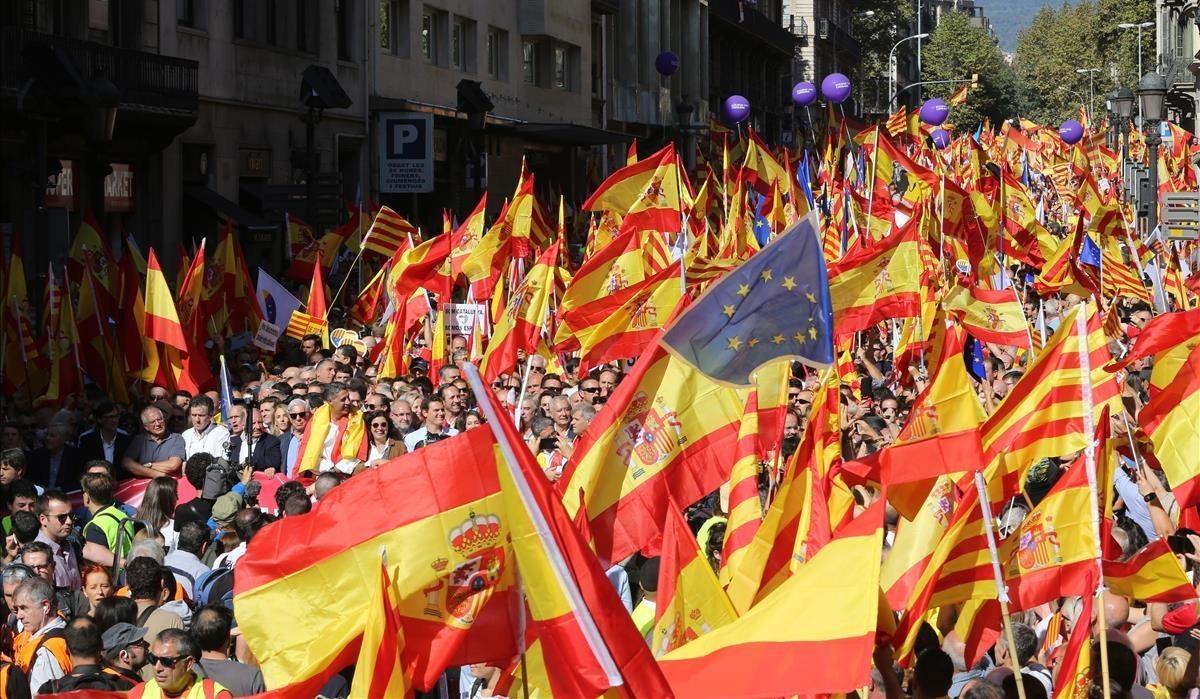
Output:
[181, 396, 229, 460]
[12, 577, 69, 691]
[98, 622, 148, 690]
[131, 628, 232, 699]
[36, 617, 130, 693]
[192, 605, 265, 696]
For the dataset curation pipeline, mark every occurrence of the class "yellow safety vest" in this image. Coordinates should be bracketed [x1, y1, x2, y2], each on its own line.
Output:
[133, 676, 231, 699]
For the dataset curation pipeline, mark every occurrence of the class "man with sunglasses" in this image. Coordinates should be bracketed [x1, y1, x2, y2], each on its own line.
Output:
[278, 399, 311, 478]
[34, 492, 82, 591]
[138, 628, 233, 699]
[100, 622, 149, 689]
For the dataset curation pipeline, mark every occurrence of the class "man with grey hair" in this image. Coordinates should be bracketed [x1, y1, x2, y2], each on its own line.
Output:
[279, 398, 311, 477]
[143, 628, 233, 698]
[13, 576, 68, 690]
[314, 359, 338, 385]
[2, 562, 34, 613]
[28, 423, 83, 491]
[122, 406, 185, 479]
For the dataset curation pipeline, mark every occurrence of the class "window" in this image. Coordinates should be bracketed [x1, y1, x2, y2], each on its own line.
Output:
[523, 39, 537, 85]
[452, 19, 464, 68]
[553, 46, 567, 89]
[177, 0, 204, 29]
[232, 0, 246, 38]
[380, 0, 409, 56]
[336, 0, 352, 61]
[487, 27, 508, 79]
[297, 0, 315, 52]
[265, 0, 277, 44]
[422, 11, 436, 61]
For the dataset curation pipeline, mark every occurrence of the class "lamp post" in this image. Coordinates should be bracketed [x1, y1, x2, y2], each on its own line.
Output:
[1118, 21, 1155, 79]
[1105, 89, 1117, 149]
[1139, 72, 1167, 233]
[1113, 86, 1134, 164]
[888, 33, 930, 109]
[1076, 67, 1101, 124]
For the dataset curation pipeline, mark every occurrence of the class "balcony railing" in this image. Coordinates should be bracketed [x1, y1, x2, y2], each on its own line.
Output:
[1, 27, 199, 114]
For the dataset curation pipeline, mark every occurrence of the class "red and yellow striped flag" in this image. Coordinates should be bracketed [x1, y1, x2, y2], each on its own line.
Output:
[1140, 339, 1200, 507]
[561, 334, 747, 565]
[364, 205, 418, 258]
[479, 243, 559, 383]
[348, 562, 409, 698]
[979, 301, 1121, 501]
[886, 106, 908, 137]
[2, 239, 45, 398]
[719, 391, 764, 587]
[659, 501, 886, 697]
[1104, 539, 1195, 602]
[653, 504, 738, 657]
[144, 248, 187, 351]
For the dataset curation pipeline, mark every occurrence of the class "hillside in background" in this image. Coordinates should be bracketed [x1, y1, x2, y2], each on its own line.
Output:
[988, 0, 1058, 52]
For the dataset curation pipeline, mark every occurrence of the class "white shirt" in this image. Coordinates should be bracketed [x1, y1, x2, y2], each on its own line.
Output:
[214, 542, 248, 570]
[164, 549, 211, 599]
[183, 423, 231, 459]
[404, 425, 459, 452]
[27, 616, 67, 692]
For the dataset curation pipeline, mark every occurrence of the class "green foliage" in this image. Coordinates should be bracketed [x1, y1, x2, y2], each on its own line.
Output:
[921, 11, 1020, 130]
[852, 0, 916, 112]
[1013, 0, 1153, 125]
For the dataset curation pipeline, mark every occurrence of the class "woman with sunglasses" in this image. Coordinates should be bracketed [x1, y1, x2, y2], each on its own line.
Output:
[365, 411, 405, 468]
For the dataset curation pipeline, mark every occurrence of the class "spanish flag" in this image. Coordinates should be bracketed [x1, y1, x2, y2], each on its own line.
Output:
[235, 427, 519, 692]
[1108, 306, 1200, 390]
[389, 231, 453, 304]
[741, 129, 790, 197]
[943, 284, 1030, 348]
[827, 214, 924, 336]
[659, 500, 886, 697]
[1052, 582, 1095, 699]
[144, 248, 188, 351]
[175, 238, 207, 348]
[1, 239, 45, 398]
[1105, 539, 1195, 602]
[68, 209, 117, 292]
[653, 503, 738, 657]
[348, 562, 408, 698]
[480, 243, 558, 383]
[556, 228, 669, 337]
[585, 145, 692, 233]
[449, 194, 487, 278]
[559, 260, 683, 376]
[475, 364, 673, 697]
[462, 200, 511, 300]
[1140, 339, 1200, 508]
[560, 334, 747, 565]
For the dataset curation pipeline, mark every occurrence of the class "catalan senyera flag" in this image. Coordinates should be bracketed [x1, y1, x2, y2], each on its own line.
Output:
[347, 263, 388, 326]
[827, 215, 924, 337]
[560, 260, 683, 376]
[479, 243, 558, 383]
[144, 248, 188, 351]
[1139, 339, 1200, 508]
[560, 334, 747, 565]
[659, 501, 885, 698]
[979, 301, 1121, 502]
[475, 364, 674, 698]
[235, 427, 518, 693]
[724, 371, 847, 614]
[718, 391, 764, 587]
[364, 205, 419, 258]
[886, 106, 908, 138]
[1104, 538, 1195, 602]
[943, 285, 1030, 348]
[948, 83, 970, 106]
[652, 504, 738, 658]
[285, 310, 329, 343]
[348, 562, 409, 698]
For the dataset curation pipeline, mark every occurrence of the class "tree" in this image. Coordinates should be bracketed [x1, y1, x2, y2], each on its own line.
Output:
[852, 0, 916, 114]
[921, 11, 1021, 130]
[1013, 0, 1153, 125]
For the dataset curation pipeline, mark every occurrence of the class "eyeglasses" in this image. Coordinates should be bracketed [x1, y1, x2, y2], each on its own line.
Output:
[147, 653, 190, 669]
[47, 513, 74, 524]
[371, 422, 389, 429]
[28, 562, 53, 572]
[289, 411, 310, 418]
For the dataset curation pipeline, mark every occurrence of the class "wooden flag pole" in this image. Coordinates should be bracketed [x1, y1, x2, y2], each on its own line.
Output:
[971, 470, 1027, 699]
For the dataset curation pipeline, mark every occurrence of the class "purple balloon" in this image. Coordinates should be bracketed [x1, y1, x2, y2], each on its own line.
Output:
[655, 51, 679, 76]
[1059, 119, 1084, 145]
[723, 95, 751, 123]
[931, 129, 951, 149]
[821, 73, 852, 104]
[792, 81, 818, 107]
[920, 98, 949, 126]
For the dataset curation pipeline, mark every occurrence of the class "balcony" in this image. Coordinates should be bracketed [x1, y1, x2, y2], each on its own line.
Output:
[815, 18, 862, 62]
[0, 27, 199, 118]
[709, 0, 797, 57]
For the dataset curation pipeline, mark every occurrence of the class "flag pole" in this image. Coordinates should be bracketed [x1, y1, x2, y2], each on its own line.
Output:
[971, 470, 1027, 699]
[1075, 303, 1111, 699]
[938, 172, 947, 280]
[865, 125, 881, 239]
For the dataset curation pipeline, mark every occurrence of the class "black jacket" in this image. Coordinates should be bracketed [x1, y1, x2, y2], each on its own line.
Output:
[226, 433, 282, 472]
[76, 430, 131, 469]
[27, 446, 84, 491]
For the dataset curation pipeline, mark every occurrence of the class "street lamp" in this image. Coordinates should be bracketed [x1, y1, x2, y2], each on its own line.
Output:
[1076, 67, 1101, 124]
[889, 33, 930, 109]
[1105, 89, 1117, 149]
[1118, 21, 1155, 79]
[1138, 72, 1167, 233]
[298, 65, 352, 233]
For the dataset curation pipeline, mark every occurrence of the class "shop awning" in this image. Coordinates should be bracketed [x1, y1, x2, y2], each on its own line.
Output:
[183, 186, 276, 230]
[512, 122, 633, 146]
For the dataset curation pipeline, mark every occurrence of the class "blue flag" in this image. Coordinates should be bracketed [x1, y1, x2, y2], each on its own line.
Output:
[218, 356, 235, 424]
[1079, 235, 1102, 268]
[659, 212, 834, 386]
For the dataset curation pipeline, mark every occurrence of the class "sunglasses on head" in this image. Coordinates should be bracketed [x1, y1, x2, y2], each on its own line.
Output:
[147, 653, 189, 669]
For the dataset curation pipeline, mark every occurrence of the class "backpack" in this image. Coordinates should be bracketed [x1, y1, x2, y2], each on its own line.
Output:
[193, 566, 235, 610]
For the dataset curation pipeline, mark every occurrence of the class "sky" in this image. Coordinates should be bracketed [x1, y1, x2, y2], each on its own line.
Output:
[986, 0, 1058, 52]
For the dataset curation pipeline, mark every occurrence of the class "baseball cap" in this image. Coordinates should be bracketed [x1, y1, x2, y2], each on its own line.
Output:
[212, 491, 244, 524]
[102, 622, 148, 654]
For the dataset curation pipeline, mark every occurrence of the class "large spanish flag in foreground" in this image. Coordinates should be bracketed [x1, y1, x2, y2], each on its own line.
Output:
[659, 501, 885, 697]
[560, 335, 746, 564]
[234, 427, 518, 693]
[827, 216, 924, 336]
[473, 364, 673, 698]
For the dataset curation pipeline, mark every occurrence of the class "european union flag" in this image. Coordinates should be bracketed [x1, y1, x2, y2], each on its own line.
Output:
[1079, 235, 1102, 268]
[660, 211, 834, 386]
